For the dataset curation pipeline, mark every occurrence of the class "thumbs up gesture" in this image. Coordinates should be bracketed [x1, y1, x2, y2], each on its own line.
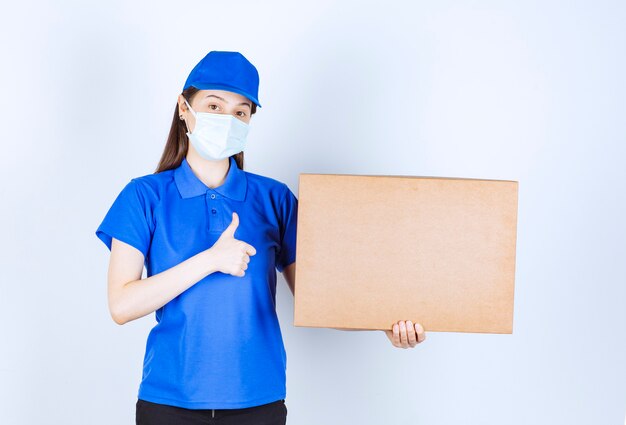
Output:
[209, 212, 257, 277]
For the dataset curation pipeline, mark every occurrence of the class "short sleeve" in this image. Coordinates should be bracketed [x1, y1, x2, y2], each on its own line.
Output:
[95, 179, 153, 258]
[275, 184, 298, 273]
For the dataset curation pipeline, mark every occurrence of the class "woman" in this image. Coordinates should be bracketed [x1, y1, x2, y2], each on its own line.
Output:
[95, 50, 426, 425]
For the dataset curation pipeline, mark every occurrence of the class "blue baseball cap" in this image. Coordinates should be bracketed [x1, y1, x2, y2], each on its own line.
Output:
[182, 50, 262, 108]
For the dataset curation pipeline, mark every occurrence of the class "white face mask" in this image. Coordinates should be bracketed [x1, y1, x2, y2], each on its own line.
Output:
[184, 98, 249, 161]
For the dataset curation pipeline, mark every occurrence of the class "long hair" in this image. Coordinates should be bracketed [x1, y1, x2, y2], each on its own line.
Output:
[154, 86, 257, 173]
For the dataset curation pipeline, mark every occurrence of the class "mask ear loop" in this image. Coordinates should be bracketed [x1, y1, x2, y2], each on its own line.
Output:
[184, 98, 196, 117]
[182, 98, 196, 134]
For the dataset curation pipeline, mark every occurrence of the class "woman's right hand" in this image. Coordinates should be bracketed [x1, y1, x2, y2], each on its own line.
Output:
[208, 212, 257, 277]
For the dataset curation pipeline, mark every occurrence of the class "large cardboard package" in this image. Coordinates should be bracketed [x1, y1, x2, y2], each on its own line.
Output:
[293, 173, 518, 334]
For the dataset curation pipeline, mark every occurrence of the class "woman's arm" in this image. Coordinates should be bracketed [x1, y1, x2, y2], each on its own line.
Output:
[106, 211, 255, 325]
[282, 262, 296, 297]
[107, 237, 218, 325]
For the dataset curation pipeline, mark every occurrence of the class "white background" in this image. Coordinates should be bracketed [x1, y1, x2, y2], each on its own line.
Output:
[1, 1, 624, 424]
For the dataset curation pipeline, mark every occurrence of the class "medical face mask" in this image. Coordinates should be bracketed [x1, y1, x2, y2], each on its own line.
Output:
[184, 99, 249, 161]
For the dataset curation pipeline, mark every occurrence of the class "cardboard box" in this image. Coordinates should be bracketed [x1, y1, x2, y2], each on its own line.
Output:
[293, 173, 518, 334]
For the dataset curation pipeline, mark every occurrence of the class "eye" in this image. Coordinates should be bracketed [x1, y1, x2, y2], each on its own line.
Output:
[236, 111, 247, 117]
[208, 104, 220, 111]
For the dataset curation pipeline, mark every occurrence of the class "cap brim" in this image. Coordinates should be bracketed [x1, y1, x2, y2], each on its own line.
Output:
[184, 82, 261, 108]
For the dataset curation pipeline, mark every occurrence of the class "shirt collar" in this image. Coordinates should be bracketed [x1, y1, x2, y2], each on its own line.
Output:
[174, 156, 247, 201]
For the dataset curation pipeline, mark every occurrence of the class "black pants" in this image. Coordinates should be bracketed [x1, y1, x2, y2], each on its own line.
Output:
[136, 398, 287, 425]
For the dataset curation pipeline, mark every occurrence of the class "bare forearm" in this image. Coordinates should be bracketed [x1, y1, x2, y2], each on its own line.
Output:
[111, 249, 217, 325]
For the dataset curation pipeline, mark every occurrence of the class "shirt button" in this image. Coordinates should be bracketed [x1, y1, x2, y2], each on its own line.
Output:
[210, 194, 216, 199]
[211, 209, 217, 214]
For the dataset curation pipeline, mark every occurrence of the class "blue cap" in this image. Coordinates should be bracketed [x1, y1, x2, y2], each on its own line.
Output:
[182, 51, 262, 108]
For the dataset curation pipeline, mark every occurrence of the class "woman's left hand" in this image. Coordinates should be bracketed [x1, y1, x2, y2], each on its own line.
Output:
[383, 320, 426, 348]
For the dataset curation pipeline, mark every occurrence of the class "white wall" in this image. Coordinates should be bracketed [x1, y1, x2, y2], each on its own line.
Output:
[1, 1, 624, 424]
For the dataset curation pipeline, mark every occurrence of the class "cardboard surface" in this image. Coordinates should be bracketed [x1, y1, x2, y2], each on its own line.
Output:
[293, 173, 518, 334]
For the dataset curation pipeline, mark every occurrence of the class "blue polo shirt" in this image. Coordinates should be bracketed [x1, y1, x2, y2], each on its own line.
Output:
[95, 155, 297, 409]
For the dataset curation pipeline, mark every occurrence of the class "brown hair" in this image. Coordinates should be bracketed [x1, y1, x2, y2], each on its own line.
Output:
[154, 86, 258, 173]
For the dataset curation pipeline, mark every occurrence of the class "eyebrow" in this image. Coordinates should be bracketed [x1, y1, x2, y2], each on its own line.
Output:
[204, 94, 251, 109]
